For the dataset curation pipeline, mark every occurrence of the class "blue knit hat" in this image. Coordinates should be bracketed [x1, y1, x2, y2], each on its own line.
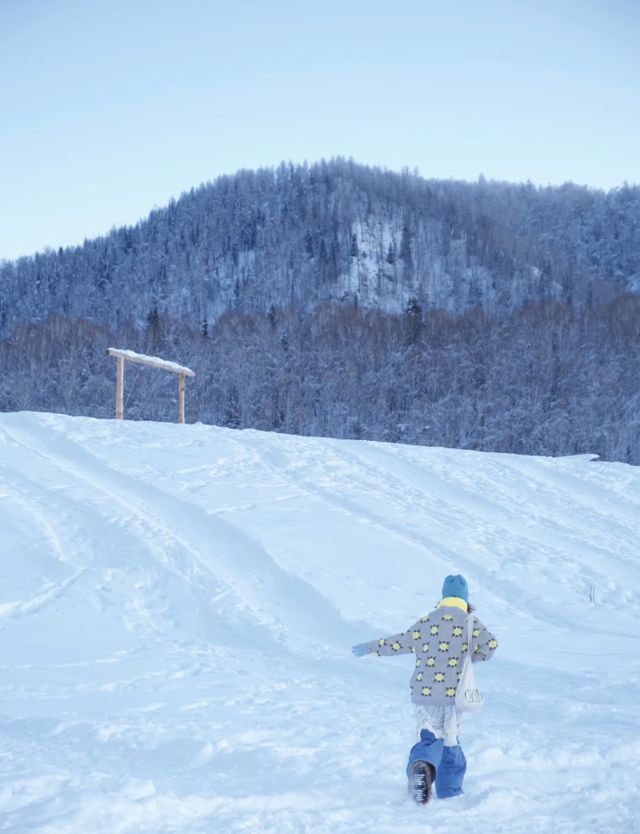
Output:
[442, 574, 469, 602]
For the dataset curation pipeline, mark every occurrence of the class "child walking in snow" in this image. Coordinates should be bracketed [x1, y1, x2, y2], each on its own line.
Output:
[352, 574, 498, 803]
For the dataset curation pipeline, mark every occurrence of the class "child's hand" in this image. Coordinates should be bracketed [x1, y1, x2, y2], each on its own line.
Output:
[352, 643, 369, 657]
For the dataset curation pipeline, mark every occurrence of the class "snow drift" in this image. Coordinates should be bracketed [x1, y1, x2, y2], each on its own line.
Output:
[1, 412, 639, 833]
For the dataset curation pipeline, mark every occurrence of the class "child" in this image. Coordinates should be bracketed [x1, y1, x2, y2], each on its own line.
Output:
[352, 574, 497, 803]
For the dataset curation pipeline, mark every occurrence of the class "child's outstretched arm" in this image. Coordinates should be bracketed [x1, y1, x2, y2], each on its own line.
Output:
[352, 620, 422, 658]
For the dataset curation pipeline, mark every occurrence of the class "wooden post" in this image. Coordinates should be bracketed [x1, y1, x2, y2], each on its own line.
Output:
[116, 355, 125, 420]
[178, 372, 186, 424]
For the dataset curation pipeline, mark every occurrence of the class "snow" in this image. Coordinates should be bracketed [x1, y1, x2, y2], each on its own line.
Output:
[1, 411, 639, 833]
[106, 348, 195, 376]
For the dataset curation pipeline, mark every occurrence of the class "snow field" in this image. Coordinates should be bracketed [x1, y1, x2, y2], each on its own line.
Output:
[1, 411, 639, 833]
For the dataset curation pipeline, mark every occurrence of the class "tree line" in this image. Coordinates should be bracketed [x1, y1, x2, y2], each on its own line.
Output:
[1, 296, 638, 463]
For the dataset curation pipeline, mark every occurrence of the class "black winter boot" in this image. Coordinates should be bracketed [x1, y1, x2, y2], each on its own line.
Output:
[408, 760, 435, 804]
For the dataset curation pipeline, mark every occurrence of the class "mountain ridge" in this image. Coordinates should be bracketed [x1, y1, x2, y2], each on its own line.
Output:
[1, 158, 639, 336]
[1, 159, 639, 464]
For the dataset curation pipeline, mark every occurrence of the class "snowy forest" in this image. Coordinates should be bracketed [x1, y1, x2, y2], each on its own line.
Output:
[1, 158, 639, 462]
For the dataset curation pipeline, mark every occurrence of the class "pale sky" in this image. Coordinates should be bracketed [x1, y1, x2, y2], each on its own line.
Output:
[1, 0, 638, 261]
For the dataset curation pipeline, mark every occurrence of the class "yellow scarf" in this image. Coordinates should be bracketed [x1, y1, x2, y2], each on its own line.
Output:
[438, 596, 468, 612]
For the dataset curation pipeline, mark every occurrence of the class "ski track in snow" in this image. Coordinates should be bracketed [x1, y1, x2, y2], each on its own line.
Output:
[1, 411, 639, 833]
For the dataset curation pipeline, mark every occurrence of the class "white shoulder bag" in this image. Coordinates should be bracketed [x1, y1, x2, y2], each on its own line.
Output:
[455, 615, 485, 713]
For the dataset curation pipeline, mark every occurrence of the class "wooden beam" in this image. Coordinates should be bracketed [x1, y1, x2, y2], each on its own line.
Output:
[106, 347, 195, 378]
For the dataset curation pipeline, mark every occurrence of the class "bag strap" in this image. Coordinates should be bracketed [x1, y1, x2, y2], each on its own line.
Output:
[466, 614, 475, 648]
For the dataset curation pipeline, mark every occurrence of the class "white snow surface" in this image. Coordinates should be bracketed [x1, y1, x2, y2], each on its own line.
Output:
[1, 411, 639, 833]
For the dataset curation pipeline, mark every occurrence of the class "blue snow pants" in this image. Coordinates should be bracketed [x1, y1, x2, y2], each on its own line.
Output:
[406, 729, 467, 798]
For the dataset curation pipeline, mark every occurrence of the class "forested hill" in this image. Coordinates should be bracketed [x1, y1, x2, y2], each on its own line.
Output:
[1, 159, 639, 333]
[1, 159, 640, 464]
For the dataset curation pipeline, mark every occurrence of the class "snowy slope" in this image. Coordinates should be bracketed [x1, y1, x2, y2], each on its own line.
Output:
[1, 412, 639, 834]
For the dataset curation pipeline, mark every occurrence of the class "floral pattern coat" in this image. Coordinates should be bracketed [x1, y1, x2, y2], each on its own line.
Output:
[366, 599, 498, 706]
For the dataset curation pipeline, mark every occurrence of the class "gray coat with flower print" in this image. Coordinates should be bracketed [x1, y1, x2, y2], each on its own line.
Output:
[366, 601, 498, 706]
